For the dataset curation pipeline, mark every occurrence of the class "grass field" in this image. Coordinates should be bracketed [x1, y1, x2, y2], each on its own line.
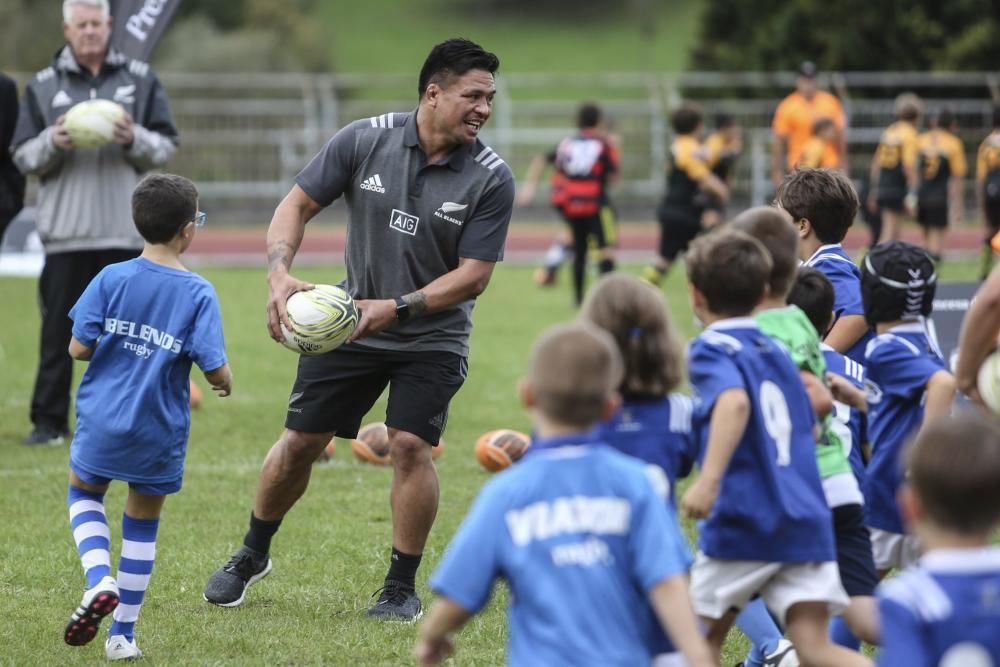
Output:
[0, 259, 982, 665]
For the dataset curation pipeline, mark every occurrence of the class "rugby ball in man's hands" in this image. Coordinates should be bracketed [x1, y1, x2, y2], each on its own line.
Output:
[280, 285, 359, 355]
[350, 422, 444, 464]
[63, 99, 126, 149]
[475, 429, 531, 472]
[976, 349, 1000, 413]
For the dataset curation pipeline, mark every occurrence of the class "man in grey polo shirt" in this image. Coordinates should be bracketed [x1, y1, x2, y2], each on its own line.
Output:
[204, 38, 514, 621]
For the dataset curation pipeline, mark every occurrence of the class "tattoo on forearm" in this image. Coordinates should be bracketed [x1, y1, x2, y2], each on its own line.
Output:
[267, 239, 296, 272]
[403, 291, 428, 317]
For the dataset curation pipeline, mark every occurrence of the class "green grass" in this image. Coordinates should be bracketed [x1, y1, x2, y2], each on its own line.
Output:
[319, 1, 704, 75]
[0, 259, 982, 665]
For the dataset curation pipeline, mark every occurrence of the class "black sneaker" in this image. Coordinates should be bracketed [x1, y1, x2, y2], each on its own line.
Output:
[366, 580, 422, 621]
[203, 545, 272, 607]
[22, 426, 68, 446]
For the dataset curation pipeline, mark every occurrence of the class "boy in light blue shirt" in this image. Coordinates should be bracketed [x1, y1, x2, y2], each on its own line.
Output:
[63, 174, 232, 661]
[415, 322, 711, 667]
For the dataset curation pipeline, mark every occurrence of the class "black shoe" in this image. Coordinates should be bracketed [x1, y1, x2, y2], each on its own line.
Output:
[22, 426, 68, 446]
[203, 545, 272, 607]
[366, 580, 422, 621]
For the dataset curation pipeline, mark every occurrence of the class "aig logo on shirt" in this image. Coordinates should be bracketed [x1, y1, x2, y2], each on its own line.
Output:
[389, 209, 419, 236]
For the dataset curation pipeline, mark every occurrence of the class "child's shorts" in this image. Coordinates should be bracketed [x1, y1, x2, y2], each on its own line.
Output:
[689, 553, 849, 626]
[833, 503, 879, 596]
[868, 527, 920, 571]
[72, 463, 181, 496]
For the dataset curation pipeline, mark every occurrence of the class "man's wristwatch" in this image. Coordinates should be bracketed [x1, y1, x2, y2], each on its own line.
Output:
[394, 296, 410, 322]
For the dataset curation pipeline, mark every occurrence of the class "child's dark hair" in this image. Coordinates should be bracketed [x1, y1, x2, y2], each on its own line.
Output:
[131, 174, 198, 244]
[934, 108, 956, 130]
[671, 102, 703, 135]
[731, 206, 799, 298]
[418, 38, 500, 97]
[529, 322, 623, 428]
[907, 412, 1000, 534]
[577, 102, 602, 129]
[787, 267, 836, 337]
[775, 168, 859, 244]
[581, 274, 683, 398]
[714, 112, 735, 130]
[812, 117, 836, 136]
[686, 229, 772, 317]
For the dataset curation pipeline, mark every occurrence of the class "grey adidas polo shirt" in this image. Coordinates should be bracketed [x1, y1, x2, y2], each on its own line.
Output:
[295, 110, 515, 356]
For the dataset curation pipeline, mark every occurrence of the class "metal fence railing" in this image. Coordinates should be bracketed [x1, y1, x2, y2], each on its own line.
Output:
[11, 71, 1000, 218]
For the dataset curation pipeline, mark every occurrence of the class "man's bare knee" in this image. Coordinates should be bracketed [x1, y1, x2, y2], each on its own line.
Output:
[387, 430, 433, 471]
[273, 429, 331, 466]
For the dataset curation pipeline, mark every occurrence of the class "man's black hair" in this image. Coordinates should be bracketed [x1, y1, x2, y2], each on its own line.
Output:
[578, 103, 602, 129]
[418, 38, 500, 97]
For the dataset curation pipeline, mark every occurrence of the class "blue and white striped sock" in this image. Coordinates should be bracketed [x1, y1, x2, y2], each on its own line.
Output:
[67, 486, 111, 589]
[108, 514, 159, 641]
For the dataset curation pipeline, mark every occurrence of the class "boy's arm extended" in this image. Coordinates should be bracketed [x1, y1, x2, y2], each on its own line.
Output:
[921, 370, 956, 427]
[682, 388, 749, 519]
[800, 370, 833, 418]
[68, 336, 93, 361]
[204, 363, 233, 397]
[648, 575, 716, 667]
[414, 597, 472, 666]
[824, 314, 868, 354]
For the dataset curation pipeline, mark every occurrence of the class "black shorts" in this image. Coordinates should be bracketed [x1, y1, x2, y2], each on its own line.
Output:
[833, 503, 878, 597]
[917, 202, 948, 228]
[657, 205, 702, 262]
[285, 343, 468, 445]
[876, 194, 906, 212]
[560, 206, 617, 250]
[986, 199, 1000, 231]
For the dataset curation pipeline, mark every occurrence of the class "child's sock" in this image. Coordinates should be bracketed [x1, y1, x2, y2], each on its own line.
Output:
[108, 514, 159, 641]
[543, 241, 569, 271]
[385, 547, 422, 589]
[736, 598, 783, 667]
[68, 486, 111, 588]
[830, 615, 862, 650]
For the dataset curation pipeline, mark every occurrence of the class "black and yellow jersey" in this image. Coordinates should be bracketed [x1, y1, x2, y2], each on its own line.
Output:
[977, 131, 1000, 203]
[704, 131, 739, 181]
[917, 129, 967, 205]
[663, 135, 710, 211]
[875, 120, 919, 196]
[797, 136, 832, 169]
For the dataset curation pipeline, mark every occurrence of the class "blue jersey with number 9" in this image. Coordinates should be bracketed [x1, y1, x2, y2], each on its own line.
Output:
[688, 318, 835, 562]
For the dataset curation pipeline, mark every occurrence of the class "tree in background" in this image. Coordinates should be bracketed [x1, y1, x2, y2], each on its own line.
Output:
[691, 0, 1000, 71]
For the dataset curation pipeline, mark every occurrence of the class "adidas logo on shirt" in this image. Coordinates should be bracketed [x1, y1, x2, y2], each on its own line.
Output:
[360, 174, 386, 194]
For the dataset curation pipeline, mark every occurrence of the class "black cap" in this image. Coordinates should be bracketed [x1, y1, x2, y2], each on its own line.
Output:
[798, 61, 818, 78]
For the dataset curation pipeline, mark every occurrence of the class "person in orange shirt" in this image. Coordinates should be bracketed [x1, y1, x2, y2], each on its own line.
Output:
[771, 62, 847, 187]
[869, 93, 922, 246]
[796, 117, 839, 169]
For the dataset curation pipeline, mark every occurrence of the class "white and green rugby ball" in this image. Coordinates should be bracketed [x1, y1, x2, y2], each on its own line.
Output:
[280, 284, 359, 355]
[64, 99, 126, 149]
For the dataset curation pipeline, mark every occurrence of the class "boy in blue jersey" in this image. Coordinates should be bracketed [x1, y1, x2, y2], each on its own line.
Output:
[776, 168, 872, 363]
[734, 209, 879, 650]
[415, 323, 712, 667]
[860, 241, 955, 575]
[788, 267, 876, 651]
[583, 272, 798, 667]
[683, 230, 869, 667]
[62, 174, 232, 660]
[878, 413, 1000, 666]
[788, 268, 869, 494]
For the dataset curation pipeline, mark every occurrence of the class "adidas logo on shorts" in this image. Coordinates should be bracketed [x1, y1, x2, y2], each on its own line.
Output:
[360, 174, 386, 194]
